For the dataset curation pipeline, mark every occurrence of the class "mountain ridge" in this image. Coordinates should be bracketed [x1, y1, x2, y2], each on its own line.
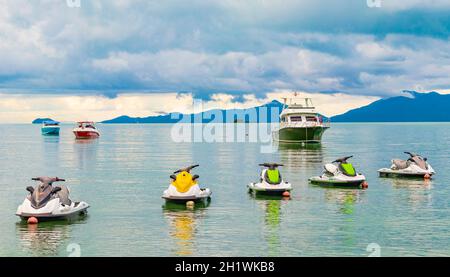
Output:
[331, 91, 450, 122]
[31, 91, 449, 124]
[101, 100, 285, 123]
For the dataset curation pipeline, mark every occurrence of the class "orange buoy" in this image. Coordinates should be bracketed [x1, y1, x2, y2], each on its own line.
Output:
[361, 181, 369, 189]
[424, 174, 431, 180]
[27, 217, 38, 225]
[282, 191, 290, 197]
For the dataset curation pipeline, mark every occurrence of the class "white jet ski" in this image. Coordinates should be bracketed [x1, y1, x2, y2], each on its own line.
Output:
[309, 156, 368, 188]
[162, 165, 212, 203]
[16, 177, 89, 223]
[248, 163, 292, 196]
[378, 152, 435, 178]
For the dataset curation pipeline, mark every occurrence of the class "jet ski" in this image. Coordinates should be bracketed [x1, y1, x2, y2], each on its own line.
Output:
[248, 163, 292, 196]
[162, 165, 212, 203]
[378, 152, 435, 179]
[16, 177, 89, 223]
[309, 156, 368, 188]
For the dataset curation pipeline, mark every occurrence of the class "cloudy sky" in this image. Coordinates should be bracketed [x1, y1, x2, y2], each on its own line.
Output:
[1, 0, 450, 122]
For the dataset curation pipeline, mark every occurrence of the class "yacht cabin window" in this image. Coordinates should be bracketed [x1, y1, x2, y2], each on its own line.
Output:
[289, 116, 303, 122]
[305, 116, 317, 122]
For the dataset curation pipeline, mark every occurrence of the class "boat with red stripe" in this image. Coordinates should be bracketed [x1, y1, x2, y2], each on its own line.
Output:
[73, 121, 100, 139]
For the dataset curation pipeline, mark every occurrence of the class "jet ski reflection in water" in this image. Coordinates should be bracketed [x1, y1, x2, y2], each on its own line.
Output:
[16, 177, 89, 224]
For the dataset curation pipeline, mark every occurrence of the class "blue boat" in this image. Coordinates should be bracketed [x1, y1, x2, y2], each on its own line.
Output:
[41, 120, 60, 135]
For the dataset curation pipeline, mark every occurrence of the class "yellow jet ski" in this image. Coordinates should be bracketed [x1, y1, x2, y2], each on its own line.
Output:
[162, 165, 212, 203]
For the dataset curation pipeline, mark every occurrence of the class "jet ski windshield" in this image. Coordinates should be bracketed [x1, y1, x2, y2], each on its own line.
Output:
[339, 163, 356, 176]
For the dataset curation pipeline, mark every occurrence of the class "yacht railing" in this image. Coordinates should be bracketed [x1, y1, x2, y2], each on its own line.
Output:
[280, 121, 330, 129]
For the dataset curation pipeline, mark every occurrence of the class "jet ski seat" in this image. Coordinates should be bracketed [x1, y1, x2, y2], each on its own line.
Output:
[339, 163, 356, 177]
[55, 185, 72, 206]
[264, 169, 282, 185]
[392, 159, 409, 170]
[410, 156, 427, 170]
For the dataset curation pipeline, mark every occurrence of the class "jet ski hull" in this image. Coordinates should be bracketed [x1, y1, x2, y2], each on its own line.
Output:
[162, 188, 212, 203]
[248, 182, 292, 195]
[309, 176, 366, 188]
[162, 195, 211, 203]
[17, 209, 88, 221]
[378, 168, 434, 178]
[16, 200, 89, 222]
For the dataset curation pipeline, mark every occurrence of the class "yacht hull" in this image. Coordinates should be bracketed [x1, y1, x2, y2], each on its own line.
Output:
[277, 126, 328, 143]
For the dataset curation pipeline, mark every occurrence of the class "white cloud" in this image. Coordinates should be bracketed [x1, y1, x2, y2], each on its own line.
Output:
[0, 0, 449, 99]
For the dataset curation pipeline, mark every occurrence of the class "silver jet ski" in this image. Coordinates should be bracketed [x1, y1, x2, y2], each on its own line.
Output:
[378, 152, 435, 178]
[16, 177, 89, 223]
[248, 163, 292, 195]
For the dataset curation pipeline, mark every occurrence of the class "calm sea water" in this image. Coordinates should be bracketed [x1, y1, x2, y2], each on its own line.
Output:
[0, 123, 449, 257]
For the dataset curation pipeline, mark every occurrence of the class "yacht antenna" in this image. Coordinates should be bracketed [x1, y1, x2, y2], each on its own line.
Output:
[281, 97, 288, 109]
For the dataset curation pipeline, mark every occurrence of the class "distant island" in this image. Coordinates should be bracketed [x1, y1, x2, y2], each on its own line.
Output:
[32, 118, 56, 124]
[101, 100, 285, 124]
[331, 91, 450, 122]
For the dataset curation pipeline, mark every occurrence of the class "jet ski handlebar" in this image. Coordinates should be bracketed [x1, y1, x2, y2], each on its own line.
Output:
[259, 163, 284, 168]
[333, 156, 353, 163]
[31, 177, 65, 182]
[404, 152, 427, 162]
[404, 152, 425, 159]
[173, 164, 199, 174]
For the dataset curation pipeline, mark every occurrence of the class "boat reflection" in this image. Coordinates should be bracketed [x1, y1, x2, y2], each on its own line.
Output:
[162, 202, 209, 256]
[277, 142, 324, 169]
[277, 142, 323, 151]
[42, 135, 60, 168]
[16, 220, 84, 256]
[42, 136, 60, 143]
[73, 138, 98, 170]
